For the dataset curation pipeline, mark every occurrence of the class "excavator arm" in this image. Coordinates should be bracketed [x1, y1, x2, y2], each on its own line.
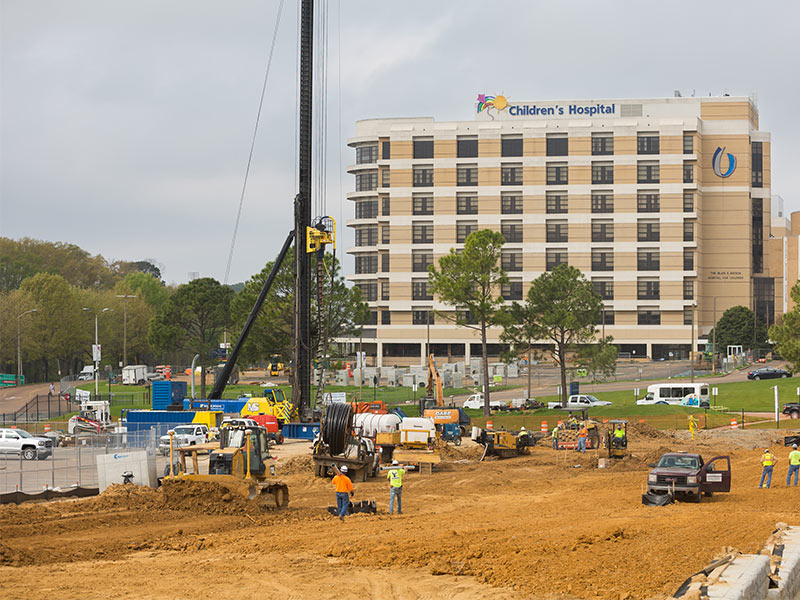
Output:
[426, 354, 444, 407]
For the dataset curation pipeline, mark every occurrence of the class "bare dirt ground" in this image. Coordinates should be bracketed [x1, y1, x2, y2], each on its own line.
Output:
[2, 426, 800, 599]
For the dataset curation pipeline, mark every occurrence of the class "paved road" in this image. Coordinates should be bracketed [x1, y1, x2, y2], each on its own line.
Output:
[0, 382, 54, 414]
[451, 360, 789, 403]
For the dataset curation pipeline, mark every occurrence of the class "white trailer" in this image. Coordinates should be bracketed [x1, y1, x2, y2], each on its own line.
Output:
[122, 365, 148, 385]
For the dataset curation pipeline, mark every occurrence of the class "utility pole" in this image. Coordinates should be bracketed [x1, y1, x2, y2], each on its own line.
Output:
[115, 294, 137, 367]
[16, 309, 38, 386]
[293, 0, 313, 420]
[84, 308, 112, 398]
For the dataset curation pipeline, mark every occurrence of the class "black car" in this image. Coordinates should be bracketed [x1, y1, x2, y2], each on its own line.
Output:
[747, 367, 791, 380]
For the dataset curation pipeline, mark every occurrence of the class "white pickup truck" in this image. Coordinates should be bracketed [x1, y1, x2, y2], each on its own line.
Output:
[462, 394, 507, 410]
[158, 424, 209, 456]
[547, 394, 612, 410]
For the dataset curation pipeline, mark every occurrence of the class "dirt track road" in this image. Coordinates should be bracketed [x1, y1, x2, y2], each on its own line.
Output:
[2, 426, 799, 599]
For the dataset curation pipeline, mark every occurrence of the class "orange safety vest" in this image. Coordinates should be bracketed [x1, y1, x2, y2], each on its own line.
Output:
[578, 427, 588, 439]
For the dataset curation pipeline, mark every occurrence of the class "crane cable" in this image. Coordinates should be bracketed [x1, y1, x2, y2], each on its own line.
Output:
[223, 0, 286, 285]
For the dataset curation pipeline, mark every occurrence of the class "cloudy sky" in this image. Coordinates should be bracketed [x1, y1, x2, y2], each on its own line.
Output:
[1, 0, 799, 285]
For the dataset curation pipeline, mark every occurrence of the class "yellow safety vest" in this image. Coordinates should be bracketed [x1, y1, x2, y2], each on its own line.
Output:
[614, 429, 625, 439]
[762, 453, 775, 466]
[388, 468, 404, 488]
[552, 428, 558, 438]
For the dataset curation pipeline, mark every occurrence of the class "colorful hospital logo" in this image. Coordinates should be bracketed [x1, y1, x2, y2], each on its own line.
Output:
[712, 146, 736, 178]
[477, 93, 508, 117]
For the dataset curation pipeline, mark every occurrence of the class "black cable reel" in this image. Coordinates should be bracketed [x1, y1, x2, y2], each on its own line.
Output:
[321, 402, 353, 456]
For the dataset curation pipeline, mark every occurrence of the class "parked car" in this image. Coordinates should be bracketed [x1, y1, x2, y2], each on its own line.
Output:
[646, 452, 731, 502]
[158, 424, 209, 456]
[462, 394, 506, 411]
[782, 403, 800, 419]
[0, 428, 53, 460]
[747, 367, 791, 380]
[547, 394, 612, 410]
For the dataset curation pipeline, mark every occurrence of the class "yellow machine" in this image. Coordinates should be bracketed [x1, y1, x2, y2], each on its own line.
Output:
[239, 389, 298, 424]
[166, 425, 289, 508]
[426, 354, 444, 407]
[267, 355, 286, 377]
[606, 419, 628, 459]
[475, 428, 529, 459]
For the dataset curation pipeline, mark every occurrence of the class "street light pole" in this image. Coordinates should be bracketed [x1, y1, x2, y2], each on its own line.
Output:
[690, 303, 697, 383]
[84, 307, 112, 399]
[115, 294, 137, 367]
[16, 309, 38, 386]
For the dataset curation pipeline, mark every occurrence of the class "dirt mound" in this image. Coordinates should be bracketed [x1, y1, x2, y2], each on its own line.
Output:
[628, 421, 672, 439]
[279, 454, 315, 475]
[637, 445, 677, 465]
[91, 484, 166, 511]
[0, 541, 33, 567]
[439, 443, 485, 461]
[158, 479, 266, 515]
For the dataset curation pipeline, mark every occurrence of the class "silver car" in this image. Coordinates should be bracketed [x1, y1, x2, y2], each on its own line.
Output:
[0, 428, 53, 460]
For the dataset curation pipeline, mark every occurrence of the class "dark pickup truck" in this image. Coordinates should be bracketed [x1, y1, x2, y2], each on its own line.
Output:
[783, 403, 800, 419]
[647, 452, 731, 502]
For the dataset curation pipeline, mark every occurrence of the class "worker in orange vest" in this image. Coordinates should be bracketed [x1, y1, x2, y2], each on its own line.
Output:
[331, 464, 354, 521]
[577, 423, 588, 453]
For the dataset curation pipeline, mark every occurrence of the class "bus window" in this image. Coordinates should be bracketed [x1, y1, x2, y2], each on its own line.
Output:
[700, 387, 709, 396]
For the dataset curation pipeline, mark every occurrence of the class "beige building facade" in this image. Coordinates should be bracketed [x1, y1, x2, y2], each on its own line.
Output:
[345, 95, 789, 366]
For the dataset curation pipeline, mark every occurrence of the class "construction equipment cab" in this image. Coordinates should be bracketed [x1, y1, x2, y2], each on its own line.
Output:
[607, 420, 628, 459]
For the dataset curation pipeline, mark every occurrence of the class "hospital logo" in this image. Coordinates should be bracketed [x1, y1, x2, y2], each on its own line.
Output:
[477, 93, 508, 118]
[712, 146, 736, 178]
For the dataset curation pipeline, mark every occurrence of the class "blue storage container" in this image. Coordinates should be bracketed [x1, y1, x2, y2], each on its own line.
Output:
[152, 380, 188, 410]
[123, 409, 196, 434]
[281, 422, 320, 440]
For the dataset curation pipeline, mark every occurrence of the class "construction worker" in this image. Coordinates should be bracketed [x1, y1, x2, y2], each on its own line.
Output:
[688, 415, 698, 441]
[577, 423, 588, 453]
[613, 424, 626, 448]
[387, 459, 405, 515]
[760, 448, 777, 488]
[788, 444, 800, 487]
[516, 426, 529, 451]
[331, 464, 354, 521]
[551, 423, 559, 450]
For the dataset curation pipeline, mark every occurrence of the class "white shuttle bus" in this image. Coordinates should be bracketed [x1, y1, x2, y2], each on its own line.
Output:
[636, 383, 710, 407]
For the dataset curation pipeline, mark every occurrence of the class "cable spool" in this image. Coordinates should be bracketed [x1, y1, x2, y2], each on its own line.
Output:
[321, 402, 353, 456]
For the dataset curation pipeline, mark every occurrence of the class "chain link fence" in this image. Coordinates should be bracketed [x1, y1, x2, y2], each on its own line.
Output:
[0, 428, 167, 495]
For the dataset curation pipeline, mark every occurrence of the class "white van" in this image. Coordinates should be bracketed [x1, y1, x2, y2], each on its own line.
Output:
[636, 383, 710, 407]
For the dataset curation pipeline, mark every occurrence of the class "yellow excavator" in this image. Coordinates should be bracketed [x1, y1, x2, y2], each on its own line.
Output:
[165, 424, 289, 508]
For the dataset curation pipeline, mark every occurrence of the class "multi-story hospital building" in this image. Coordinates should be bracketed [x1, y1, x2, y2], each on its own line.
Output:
[345, 95, 796, 365]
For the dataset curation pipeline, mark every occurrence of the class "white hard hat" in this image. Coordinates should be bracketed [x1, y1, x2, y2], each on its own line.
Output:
[520, 427, 526, 431]
[392, 459, 399, 465]
[340, 465, 348, 473]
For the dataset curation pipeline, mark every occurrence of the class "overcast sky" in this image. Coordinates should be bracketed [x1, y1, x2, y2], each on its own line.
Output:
[1, 0, 799, 285]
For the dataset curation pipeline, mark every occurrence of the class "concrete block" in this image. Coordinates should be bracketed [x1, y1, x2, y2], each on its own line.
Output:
[507, 365, 519, 378]
[96, 449, 157, 492]
[704, 554, 770, 600]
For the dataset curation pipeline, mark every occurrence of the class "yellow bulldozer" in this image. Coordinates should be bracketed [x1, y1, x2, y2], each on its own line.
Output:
[165, 424, 289, 508]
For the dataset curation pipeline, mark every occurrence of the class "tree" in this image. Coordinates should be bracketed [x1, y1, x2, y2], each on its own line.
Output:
[428, 229, 507, 416]
[149, 277, 234, 398]
[709, 305, 768, 357]
[574, 336, 618, 383]
[230, 250, 367, 380]
[502, 264, 602, 406]
[120, 272, 170, 312]
[770, 284, 800, 371]
[19, 273, 89, 379]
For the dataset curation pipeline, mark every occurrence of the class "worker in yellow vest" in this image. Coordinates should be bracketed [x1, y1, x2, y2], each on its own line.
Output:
[760, 448, 777, 488]
[787, 444, 800, 487]
[387, 459, 405, 515]
[551, 424, 559, 450]
[688, 415, 698, 441]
